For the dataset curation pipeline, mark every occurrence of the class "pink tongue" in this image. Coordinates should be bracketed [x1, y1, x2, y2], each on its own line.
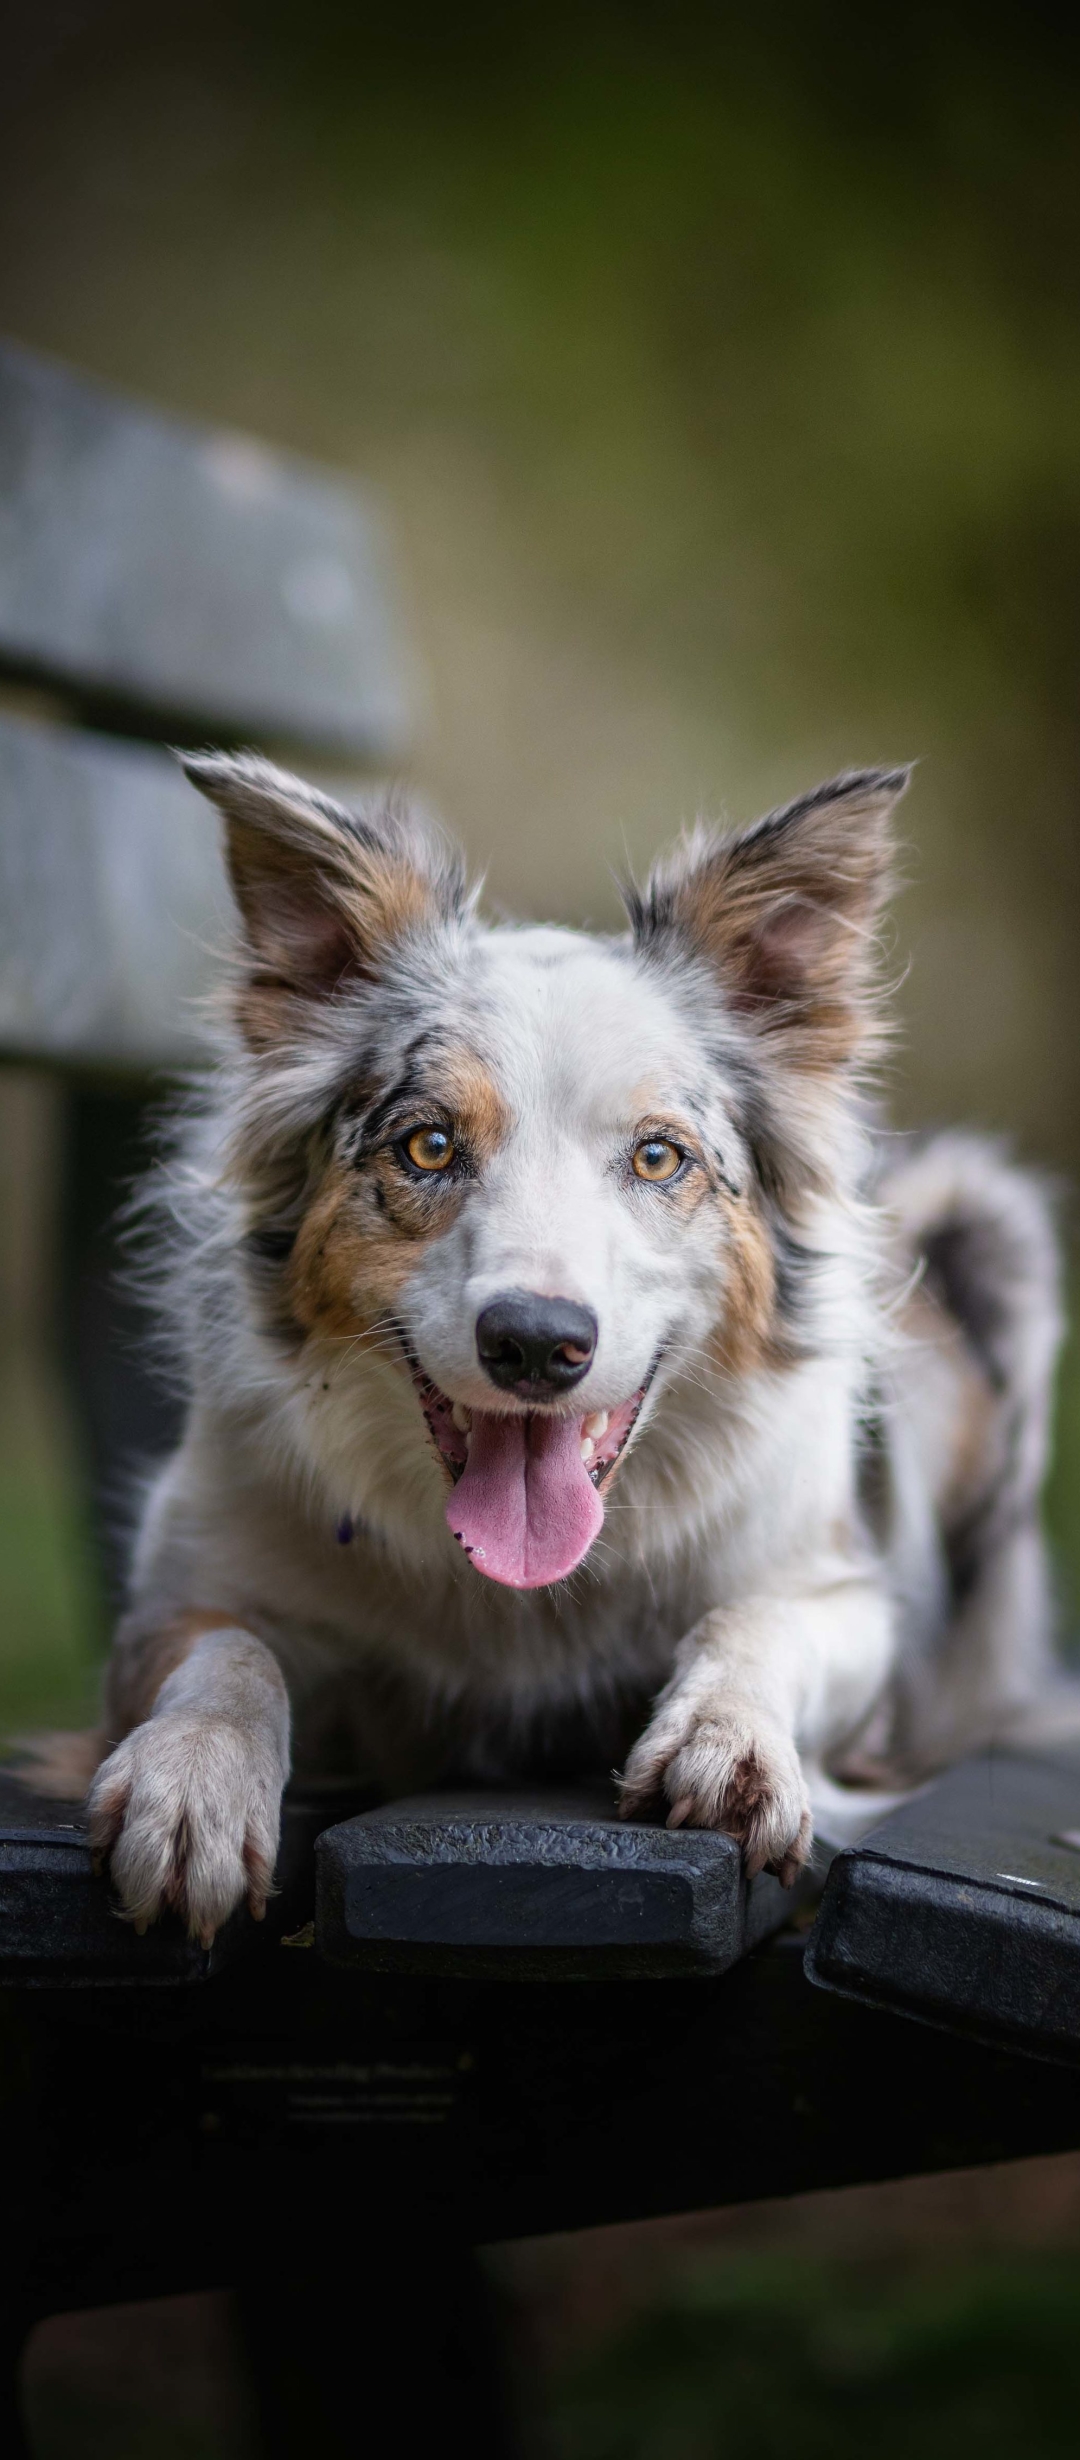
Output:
[446, 1409, 603, 1588]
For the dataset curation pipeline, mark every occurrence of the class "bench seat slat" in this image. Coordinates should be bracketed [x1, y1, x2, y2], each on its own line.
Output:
[0, 713, 225, 1071]
[0, 339, 409, 758]
[314, 1786, 820, 1978]
[805, 1744, 1080, 2060]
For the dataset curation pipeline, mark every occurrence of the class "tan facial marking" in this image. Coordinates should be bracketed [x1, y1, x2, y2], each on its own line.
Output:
[286, 1055, 510, 1346]
[287, 1160, 433, 1341]
[434, 1049, 512, 1165]
[628, 1107, 710, 1217]
[709, 1193, 790, 1376]
[626, 1096, 790, 1374]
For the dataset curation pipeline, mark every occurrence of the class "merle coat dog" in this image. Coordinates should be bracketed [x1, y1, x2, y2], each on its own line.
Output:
[49, 757, 1062, 1944]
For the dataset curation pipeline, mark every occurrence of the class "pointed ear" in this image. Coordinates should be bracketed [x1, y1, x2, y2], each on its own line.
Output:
[627, 767, 909, 1069]
[180, 752, 465, 1047]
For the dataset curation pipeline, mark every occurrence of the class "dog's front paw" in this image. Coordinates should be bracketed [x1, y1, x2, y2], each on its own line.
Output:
[87, 1715, 282, 1946]
[619, 1691, 812, 1885]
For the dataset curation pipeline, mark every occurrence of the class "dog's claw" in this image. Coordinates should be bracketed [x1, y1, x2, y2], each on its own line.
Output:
[621, 1694, 812, 1879]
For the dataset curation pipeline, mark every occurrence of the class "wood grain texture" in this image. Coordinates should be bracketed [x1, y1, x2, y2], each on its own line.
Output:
[315, 1785, 814, 1978]
[0, 339, 410, 759]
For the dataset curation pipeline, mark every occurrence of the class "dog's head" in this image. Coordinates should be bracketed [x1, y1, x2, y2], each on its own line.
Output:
[184, 753, 907, 1589]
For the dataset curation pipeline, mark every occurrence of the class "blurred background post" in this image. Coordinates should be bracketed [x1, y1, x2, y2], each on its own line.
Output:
[2, 4, 1079, 2453]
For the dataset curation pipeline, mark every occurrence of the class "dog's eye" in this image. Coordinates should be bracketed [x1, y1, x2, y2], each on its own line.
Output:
[403, 1126, 455, 1173]
[633, 1137, 683, 1183]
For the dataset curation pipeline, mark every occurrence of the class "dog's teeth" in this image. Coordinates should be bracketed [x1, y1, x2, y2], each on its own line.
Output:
[451, 1403, 472, 1432]
[580, 1435, 595, 1463]
[583, 1410, 609, 1440]
[464, 1430, 472, 1451]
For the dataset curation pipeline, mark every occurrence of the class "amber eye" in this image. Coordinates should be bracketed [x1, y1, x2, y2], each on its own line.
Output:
[632, 1137, 683, 1183]
[404, 1126, 455, 1173]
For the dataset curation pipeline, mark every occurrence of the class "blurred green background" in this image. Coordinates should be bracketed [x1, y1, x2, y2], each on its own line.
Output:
[2, 2, 1080, 2451]
[1, 0, 1079, 1720]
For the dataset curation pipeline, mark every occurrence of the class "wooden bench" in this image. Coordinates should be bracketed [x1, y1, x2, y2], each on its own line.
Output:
[2, 335, 1080, 2459]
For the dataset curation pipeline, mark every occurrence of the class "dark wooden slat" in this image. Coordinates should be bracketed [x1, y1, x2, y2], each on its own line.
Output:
[0, 338, 409, 757]
[0, 712, 225, 1069]
[315, 1786, 818, 1977]
[5, 1938, 1080, 2306]
[0, 1774, 809, 1987]
[805, 1744, 1080, 2060]
[0, 1769, 374, 1986]
[0, 1768, 237, 1985]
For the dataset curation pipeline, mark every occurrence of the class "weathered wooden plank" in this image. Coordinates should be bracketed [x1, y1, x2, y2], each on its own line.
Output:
[0, 339, 410, 758]
[0, 1768, 373, 1985]
[315, 1786, 820, 1978]
[0, 713, 226, 1070]
[6, 1907, 1080, 2272]
[806, 1744, 1080, 2060]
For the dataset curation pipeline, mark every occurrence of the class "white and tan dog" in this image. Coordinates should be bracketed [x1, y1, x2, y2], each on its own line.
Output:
[69, 757, 1062, 1942]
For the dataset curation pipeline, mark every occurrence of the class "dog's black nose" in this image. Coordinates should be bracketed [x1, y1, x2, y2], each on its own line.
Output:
[476, 1292, 598, 1398]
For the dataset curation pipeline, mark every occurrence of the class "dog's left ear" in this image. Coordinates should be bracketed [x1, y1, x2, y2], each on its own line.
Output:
[180, 751, 466, 1049]
[627, 767, 909, 1070]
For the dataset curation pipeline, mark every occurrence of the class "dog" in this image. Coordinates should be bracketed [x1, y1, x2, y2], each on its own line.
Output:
[59, 755, 1063, 1944]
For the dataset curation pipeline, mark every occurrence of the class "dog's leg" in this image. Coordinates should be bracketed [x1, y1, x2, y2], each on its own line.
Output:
[619, 1577, 892, 1882]
[87, 1626, 290, 1946]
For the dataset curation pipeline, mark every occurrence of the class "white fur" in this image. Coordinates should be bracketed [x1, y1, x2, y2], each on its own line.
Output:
[88, 1630, 289, 1943]
[84, 761, 1065, 1939]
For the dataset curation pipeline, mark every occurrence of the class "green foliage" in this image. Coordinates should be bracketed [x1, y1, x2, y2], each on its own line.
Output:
[1048, 1309, 1080, 1636]
[0, 1365, 101, 1738]
[550, 2252, 1080, 2460]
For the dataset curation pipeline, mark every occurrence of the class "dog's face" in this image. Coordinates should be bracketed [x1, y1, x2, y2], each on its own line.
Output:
[185, 755, 907, 1589]
[322, 923, 762, 1587]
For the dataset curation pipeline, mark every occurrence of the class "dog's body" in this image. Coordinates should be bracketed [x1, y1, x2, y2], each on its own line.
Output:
[75, 758, 1064, 1943]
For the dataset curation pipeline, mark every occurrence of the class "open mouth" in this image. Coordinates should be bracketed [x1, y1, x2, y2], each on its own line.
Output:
[408, 1360, 648, 1591]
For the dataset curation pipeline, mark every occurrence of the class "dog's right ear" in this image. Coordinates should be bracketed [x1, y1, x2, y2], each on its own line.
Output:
[626, 766, 909, 1074]
[181, 752, 465, 1048]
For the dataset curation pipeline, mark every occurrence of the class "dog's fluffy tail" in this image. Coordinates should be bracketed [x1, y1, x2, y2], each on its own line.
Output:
[878, 1131, 1066, 1766]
